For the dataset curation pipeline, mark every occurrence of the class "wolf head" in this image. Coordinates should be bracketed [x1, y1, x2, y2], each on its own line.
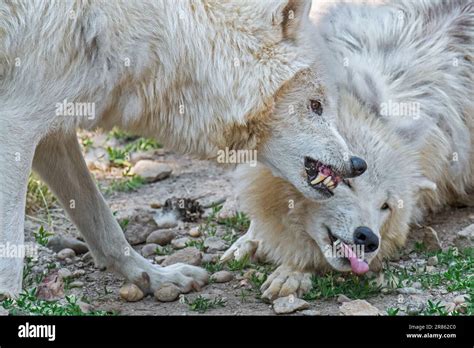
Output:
[258, 62, 368, 201]
[305, 93, 437, 273]
[252, 1, 367, 201]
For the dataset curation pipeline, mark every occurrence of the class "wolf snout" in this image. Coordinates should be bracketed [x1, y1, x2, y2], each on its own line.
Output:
[353, 226, 379, 253]
[348, 156, 367, 178]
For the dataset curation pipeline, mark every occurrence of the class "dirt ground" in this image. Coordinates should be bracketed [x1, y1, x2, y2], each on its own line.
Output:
[18, 131, 473, 316]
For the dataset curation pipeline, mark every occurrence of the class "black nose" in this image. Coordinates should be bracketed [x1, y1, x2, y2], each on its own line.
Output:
[353, 226, 379, 253]
[348, 156, 367, 177]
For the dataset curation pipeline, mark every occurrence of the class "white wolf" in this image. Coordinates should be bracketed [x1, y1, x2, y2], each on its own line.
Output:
[222, 0, 474, 300]
[0, 0, 368, 298]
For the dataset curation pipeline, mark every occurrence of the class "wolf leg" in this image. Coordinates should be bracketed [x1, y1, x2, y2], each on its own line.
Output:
[32, 132, 208, 294]
[260, 265, 313, 301]
[220, 221, 261, 262]
[0, 125, 37, 298]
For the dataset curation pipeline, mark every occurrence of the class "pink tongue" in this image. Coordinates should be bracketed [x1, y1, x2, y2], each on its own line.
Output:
[342, 243, 369, 275]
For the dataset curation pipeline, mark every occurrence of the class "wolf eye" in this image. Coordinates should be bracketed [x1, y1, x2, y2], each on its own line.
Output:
[381, 202, 390, 210]
[310, 99, 323, 115]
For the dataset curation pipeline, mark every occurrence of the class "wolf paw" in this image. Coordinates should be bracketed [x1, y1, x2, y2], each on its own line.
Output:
[220, 234, 259, 262]
[134, 262, 209, 295]
[260, 266, 312, 301]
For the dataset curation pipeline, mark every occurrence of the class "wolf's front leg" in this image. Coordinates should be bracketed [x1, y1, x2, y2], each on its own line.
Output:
[260, 265, 313, 301]
[220, 221, 261, 262]
[0, 128, 37, 298]
[32, 132, 208, 294]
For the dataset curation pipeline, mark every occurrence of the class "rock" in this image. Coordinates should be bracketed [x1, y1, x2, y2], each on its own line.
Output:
[427, 255, 438, 266]
[0, 307, 9, 316]
[202, 254, 218, 264]
[423, 226, 442, 251]
[337, 294, 351, 303]
[123, 213, 158, 245]
[57, 248, 76, 260]
[142, 243, 159, 257]
[455, 224, 474, 250]
[153, 211, 179, 229]
[273, 296, 310, 314]
[77, 301, 93, 314]
[72, 269, 86, 278]
[146, 229, 176, 245]
[397, 287, 423, 295]
[47, 235, 89, 254]
[130, 160, 172, 182]
[204, 237, 228, 253]
[412, 282, 422, 289]
[188, 226, 201, 238]
[171, 237, 190, 249]
[129, 150, 161, 165]
[211, 271, 234, 283]
[119, 284, 144, 302]
[406, 303, 424, 315]
[69, 281, 84, 288]
[154, 284, 181, 302]
[57, 268, 72, 279]
[426, 266, 436, 273]
[469, 214, 474, 221]
[339, 300, 380, 316]
[453, 294, 467, 305]
[161, 247, 202, 266]
[300, 309, 321, 316]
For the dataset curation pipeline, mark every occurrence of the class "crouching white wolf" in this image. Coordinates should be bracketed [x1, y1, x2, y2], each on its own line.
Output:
[0, 0, 368, 298]
[222, 0, 474, 300]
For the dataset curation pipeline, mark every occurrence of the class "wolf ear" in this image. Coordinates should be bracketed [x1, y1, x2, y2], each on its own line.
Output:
[277, 0, 312, 41]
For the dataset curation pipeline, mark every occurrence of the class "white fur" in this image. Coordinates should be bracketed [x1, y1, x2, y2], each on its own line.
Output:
[224, 0, 474, 300]
[0, 0, 360, 297]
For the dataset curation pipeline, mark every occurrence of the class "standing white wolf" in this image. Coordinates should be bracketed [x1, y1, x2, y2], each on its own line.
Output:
[0, 1, 367, 298]
[223, 0, 474, 300]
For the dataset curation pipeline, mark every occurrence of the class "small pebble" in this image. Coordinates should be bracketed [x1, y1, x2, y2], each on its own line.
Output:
[154, 284, 180, 302]
[397, 287, 422, 295]
[427, 255, 438, 266]
[119, 284, 144, 302]
[453, 295, 466, 305]
[72, 269, 86, 278]
[171, 237, 190, 249]
[188, 227, 201, 238]
[142, 243, 160, 257]
[337, 294, 351, 303]
[69, 281, 84, 288]
[300, 309, 321, 316]
[57, 268, 72, 279]
[57, 248, 76, 260]
[211, 271, 234, 283]
[273, 296, 310, 314]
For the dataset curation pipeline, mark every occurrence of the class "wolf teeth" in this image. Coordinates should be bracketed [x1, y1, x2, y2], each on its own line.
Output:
[311, 173, 327, 185]
[323, 177, 332, 186]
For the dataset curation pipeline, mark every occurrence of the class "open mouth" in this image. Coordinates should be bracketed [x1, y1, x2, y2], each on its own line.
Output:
[305, 157, 342, 196]
[325, 226, 369, 275]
